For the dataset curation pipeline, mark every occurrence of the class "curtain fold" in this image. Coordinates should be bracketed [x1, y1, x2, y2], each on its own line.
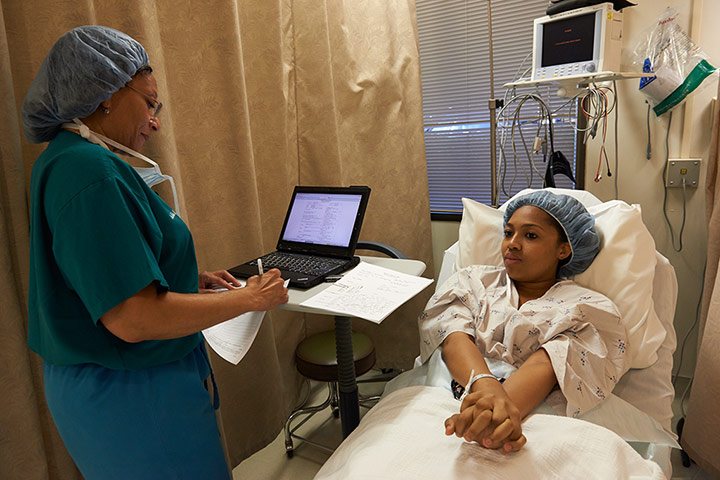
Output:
[293, 0, 433, 366]
[681, 80, 720, 478]
[0, 6, 82, 478]
[1, 0, 431, 477]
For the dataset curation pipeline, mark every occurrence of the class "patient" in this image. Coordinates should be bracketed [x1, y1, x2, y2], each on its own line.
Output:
[419, 191, 629, 454]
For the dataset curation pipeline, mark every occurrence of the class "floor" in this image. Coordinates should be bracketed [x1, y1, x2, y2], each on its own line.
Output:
[233, 374, 716, 480]
[232, 372, 383, 480]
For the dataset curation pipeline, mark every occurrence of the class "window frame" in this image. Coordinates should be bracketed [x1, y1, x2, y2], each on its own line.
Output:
[416, 0, 585, 217]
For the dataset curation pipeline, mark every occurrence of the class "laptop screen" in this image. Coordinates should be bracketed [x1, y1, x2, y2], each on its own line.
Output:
[276, 185, 371, 257]
[282, 193, 362, 247]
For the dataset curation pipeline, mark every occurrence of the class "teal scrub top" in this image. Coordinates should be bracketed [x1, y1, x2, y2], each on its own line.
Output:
[28, 130, 202, 370]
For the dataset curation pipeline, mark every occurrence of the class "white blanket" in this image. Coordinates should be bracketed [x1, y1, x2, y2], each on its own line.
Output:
[314, 386, 666, 480]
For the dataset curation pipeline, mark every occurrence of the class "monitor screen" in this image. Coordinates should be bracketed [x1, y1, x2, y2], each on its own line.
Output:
[281, 192, 362, 247]
[541, 12, 596, 67]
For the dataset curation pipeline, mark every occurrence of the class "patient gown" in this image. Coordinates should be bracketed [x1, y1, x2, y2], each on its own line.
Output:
[419, 265, 629, 416]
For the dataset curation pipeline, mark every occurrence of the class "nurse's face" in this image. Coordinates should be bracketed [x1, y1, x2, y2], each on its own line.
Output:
[502, 206, 571, 283]
[102, 73, 161, 151]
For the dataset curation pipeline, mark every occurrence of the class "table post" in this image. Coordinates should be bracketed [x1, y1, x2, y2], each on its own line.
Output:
[334, 315, 359, 437]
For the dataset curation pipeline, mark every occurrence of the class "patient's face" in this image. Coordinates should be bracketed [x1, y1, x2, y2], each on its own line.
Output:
[502, 206, 571, 283]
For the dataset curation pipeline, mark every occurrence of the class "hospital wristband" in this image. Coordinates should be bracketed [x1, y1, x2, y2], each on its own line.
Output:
[458, 370, 501, 401]
[467, 373, 501, 389]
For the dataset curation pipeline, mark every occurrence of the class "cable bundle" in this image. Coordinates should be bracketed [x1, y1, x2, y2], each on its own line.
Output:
[497, 57, 620, 201]
[496, 92, 554, 197]
[575, 85, 617, 183]
[496, 88, 578, 199]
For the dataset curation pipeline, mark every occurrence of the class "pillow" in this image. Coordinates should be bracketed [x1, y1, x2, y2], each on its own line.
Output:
[456, 189, 666, 369]
[456, 199, 504, 270]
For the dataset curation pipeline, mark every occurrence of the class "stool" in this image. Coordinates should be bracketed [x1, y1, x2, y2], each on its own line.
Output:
[284, 330, 376, 457]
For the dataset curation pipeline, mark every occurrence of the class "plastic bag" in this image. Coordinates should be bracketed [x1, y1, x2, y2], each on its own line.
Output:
[632, 8, 717, 116]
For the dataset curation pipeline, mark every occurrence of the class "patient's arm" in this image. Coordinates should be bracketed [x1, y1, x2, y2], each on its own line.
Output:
[441, 331, 495, 388]
[502, 348, 557, 418]
[442, 333, 558, 451]
[442, 332, 525, 451]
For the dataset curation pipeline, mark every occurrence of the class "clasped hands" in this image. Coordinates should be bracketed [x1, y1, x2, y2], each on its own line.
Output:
[444, 379, 526, 454]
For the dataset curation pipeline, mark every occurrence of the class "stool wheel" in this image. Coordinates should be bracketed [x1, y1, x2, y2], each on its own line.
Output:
[676, 417, 692, 468]
[285, 440, 294, 458]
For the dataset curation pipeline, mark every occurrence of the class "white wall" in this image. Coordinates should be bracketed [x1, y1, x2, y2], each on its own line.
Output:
[585, 0, 717, 377]
[429, 0, 718, 378]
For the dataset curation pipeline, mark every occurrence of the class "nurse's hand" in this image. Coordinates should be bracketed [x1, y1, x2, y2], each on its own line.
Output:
[199, 270, 243, 293]
[243, 269, 289, 311]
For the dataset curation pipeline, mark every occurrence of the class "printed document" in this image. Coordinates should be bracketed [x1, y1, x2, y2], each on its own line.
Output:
[202, 310, 266, 365]
[300, 261, 433, 323]
[202, 278, 289, 364]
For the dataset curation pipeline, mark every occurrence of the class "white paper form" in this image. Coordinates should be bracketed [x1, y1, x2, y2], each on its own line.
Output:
[202, 310, 266, 365]
[201, 278, 289, 365]
[299, 261, 433, 323]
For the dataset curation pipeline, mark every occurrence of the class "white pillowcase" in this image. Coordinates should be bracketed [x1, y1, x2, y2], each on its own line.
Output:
[456, 189, 666, 369]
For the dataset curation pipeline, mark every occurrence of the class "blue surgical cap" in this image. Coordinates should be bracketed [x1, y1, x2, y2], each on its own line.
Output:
[22, 26, 149, 143]
[503, 191, 601, 277]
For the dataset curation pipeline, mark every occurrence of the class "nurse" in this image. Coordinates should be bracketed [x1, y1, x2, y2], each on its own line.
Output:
[23, 26, 288, 479]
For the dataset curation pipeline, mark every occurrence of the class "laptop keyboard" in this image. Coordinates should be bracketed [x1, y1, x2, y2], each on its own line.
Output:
[250, 252, 347, 276]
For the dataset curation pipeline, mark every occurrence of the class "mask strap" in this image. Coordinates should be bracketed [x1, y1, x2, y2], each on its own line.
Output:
[165, 175, 180, 214]
[63, 119, 110, 150]
[63, 119, 182, 214]
[62, 119, 161, 169]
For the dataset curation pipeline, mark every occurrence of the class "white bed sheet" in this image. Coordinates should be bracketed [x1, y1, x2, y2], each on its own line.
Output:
[315, 386, 666, 480]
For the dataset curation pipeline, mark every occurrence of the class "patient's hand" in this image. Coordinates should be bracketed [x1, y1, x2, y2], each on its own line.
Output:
[444, 383, 526, 453]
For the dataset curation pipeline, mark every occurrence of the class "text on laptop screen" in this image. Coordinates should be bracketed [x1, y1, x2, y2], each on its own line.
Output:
[282, 193, 362, 247]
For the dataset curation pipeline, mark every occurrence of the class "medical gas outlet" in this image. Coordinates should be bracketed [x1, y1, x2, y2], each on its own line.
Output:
[666, 159, 700, 188]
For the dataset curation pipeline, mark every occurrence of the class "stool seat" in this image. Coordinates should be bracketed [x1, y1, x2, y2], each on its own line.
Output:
[295, 331, 375, 382]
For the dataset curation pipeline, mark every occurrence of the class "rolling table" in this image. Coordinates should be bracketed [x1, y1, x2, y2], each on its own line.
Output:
[280, 256, 426, 437]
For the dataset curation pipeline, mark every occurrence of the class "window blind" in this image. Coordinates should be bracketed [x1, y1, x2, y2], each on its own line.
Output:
[417, 0, 579, 213]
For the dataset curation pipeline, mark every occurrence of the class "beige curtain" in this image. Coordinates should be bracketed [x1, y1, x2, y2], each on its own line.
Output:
[682, 79, 720, 478]
[0, 0, 433, 478]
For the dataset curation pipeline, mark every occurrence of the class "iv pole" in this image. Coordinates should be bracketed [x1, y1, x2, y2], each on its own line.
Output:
[486, 0, 501, 207]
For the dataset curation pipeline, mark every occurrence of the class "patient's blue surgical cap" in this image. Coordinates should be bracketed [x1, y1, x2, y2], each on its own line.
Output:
[503, 191, 601, 277]
[22, 26, 149, 143]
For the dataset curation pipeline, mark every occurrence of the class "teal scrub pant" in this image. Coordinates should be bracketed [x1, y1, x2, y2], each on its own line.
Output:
[43, 344, 230, 480]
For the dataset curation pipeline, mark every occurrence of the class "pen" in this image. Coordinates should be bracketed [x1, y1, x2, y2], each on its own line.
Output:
[257, 258, 264, 275]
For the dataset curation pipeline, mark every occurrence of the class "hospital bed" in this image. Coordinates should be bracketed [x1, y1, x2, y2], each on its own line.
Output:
[315, 188, 680, 479]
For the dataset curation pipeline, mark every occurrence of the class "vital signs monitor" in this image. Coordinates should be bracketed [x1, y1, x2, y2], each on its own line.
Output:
[531, 2, 623, 82]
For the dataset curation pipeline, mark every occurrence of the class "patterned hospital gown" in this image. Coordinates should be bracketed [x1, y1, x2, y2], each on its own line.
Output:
[419, 265, 629, 416]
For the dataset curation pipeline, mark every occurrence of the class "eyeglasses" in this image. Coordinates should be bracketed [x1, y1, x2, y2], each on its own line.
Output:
[126, 84, 163, 118]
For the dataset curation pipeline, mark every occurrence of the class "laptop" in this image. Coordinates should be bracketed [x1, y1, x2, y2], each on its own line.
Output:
[229, 185, 371, 289]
